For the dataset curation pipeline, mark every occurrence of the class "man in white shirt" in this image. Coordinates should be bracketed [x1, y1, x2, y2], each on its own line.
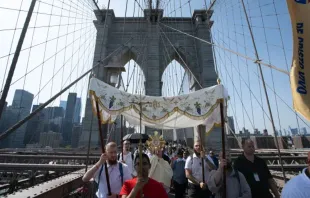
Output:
[185, 141, 215, 198]
[118, 140, 136, 177]
[82, 142, 132, 198]
[282, 151, 310, 198]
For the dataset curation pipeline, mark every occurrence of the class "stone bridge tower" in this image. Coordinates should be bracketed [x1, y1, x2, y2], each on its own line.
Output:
[79, 9, 224, 152]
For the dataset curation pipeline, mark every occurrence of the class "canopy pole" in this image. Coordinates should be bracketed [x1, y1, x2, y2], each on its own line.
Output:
[138, 101, 143, 198]
[198, 125, 205, 183]
[220, 100, 226, 198]
[121, 115, 124, 161]
[95, 100, 111, 196]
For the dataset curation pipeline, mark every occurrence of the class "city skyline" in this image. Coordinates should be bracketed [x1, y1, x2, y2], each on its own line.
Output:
[0, 89, 82, 148]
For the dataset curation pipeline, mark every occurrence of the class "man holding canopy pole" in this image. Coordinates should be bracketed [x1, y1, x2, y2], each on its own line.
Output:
[185, 139, 214, 198]
[82, 142, 132, 198]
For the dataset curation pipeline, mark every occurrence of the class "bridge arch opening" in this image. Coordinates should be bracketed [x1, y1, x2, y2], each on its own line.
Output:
[120, 59, 145, 95]
[162, 59, 190, 97]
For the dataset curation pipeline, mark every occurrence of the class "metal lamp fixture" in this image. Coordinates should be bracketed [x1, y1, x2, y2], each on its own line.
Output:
[104, 62, 126, 86]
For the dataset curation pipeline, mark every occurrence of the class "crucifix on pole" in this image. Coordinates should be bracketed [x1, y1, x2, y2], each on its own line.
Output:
[129, 100, 151, 174]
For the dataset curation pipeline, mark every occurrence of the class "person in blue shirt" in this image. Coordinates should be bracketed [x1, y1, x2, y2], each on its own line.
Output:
[171, 149, 187, 198]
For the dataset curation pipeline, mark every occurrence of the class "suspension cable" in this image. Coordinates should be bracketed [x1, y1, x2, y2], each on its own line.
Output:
[240, 0, 286, 181]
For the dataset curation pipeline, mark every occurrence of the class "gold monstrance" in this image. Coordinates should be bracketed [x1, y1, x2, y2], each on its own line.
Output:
[146, 131, 166, 153]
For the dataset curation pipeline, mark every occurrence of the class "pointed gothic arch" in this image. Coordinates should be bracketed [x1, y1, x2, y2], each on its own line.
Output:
[120, 59, 146, 95]
[160, 47, 197, 94]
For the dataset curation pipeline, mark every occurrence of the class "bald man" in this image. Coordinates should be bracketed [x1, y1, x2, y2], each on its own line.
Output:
[234, 139, 280, 198]
[82, 142, 132, 198]
[282, 152, 310, 197]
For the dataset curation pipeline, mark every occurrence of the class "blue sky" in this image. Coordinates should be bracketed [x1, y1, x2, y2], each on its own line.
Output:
[1, 0, 309, 135]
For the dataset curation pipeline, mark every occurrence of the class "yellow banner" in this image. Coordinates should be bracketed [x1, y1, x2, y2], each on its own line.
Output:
[287, 0, 310, 121]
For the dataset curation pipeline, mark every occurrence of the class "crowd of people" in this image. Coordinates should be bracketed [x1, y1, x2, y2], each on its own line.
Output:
[82, 138, 310, 198]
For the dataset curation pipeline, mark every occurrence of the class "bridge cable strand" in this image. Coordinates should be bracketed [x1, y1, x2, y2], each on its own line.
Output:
[208, 0, 288, 151]
[271, 0, 301, 134]
[188, 1, 203, 89]
[0, 22, 95, 99]
[24, 0, 96, 146]
[159, 22, 289, 75]
[211, 2, 310, 137]
[240, 0, 286, 181]
[237, 0, 255, 130]
[159, 26, 203, 89]
[256, 0, 283, 136]
[0, 34, 136, 141]
[0, 0, 25, 91]
[17, 1, 41, 146]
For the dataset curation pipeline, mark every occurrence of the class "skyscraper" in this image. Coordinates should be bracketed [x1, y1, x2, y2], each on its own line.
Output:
[23, 104, 45, 145]
[0, 101, 8, 133]
[65, 93, 77, 122]
[73, 97, 81, 123]
[8, 90, 34, 148]
[62, 93, 77, 145]
[53, 107, 64, 118]
[227, 116, 235, 134]
[59, 100, 67, 111]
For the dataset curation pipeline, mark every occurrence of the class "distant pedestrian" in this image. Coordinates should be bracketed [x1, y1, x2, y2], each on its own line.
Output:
[171, 149, 187, 198]
[208, 150, 219, 169]
[282, 151, 310, 198]
[118, 140, 136, 177]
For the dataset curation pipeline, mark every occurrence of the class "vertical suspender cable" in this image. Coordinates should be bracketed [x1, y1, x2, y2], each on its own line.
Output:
[240, 0, 286, 182]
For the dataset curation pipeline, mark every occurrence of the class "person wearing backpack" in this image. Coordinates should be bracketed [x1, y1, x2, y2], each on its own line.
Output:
[171, 149, 187, 198]
[82, 142, 132, 198]
[117, 140, 136, 177]
[207, 151, 251, 198]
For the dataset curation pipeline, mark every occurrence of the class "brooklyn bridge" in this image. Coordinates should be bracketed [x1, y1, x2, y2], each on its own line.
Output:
[0, 0, 309, 197]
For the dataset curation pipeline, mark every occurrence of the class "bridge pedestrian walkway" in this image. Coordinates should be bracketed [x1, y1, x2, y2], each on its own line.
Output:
[6, 169, 84, 198]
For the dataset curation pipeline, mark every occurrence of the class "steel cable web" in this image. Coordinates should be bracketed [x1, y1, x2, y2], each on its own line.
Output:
[161, 0, 309, 147]
[210, 0, 309, 138]
[0, 0, 98, 147]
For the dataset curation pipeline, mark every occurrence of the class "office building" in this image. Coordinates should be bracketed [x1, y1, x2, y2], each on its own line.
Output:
[0, 101, 8, 133]
[59, 100, 67, 111]
[39, 131, 62, 148]
[71, 124, 82, 148]
[53, 107, 64, 118]
[73, 97, 81, 123]
[62, 93, 77, 145]
[8, 90, 34, 148]
[227, 116, 235, 134]
[23, 104, 45, 145]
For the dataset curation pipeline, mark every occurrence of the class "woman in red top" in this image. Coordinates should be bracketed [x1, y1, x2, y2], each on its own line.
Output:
[119, 153, 168, 198]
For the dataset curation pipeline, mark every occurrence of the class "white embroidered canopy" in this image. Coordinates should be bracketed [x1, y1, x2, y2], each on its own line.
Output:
[89, 78, 227, 131]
